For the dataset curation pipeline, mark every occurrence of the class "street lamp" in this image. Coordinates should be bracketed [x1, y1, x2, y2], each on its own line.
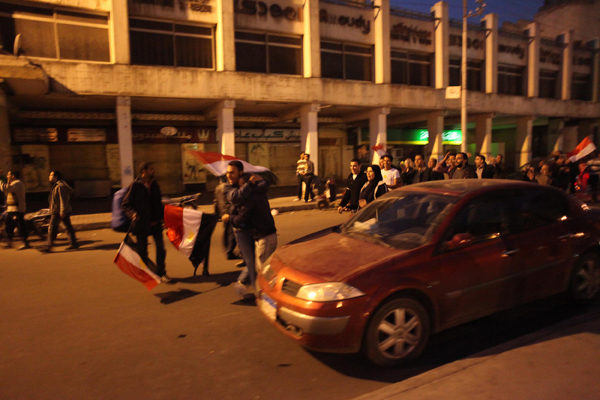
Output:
[461, 0, 486, 153]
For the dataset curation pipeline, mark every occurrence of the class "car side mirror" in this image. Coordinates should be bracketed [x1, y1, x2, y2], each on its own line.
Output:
[446, 233, 475, 251]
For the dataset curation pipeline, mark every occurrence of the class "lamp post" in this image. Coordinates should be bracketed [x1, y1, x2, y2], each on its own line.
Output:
[461, 0, 486, 153]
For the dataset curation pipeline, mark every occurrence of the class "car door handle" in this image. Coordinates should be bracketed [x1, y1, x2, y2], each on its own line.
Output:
[502, 248, 520, 257]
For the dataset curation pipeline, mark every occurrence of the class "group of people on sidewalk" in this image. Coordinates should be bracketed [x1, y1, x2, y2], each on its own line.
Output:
[0, 168, 78, 252]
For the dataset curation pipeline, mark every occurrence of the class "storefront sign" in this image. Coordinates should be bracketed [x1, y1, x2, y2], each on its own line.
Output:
[361, 129, 462, 145]
[391, 22, 432, 46]
[450, 35, 484, 50]
[499, 43, 525, 60]
[130, 0, 212, 13]
[235, 129, 300, 142]
[540, 48, 561, 66]
[132, 127, 214, 143]
[319, 9, 371, 35]
[235, 0, 301, 21]
[67, 129, 107, 142]
[13, 128, 58, 143]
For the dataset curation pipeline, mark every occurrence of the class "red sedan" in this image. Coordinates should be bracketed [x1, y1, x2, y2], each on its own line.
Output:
[257, 180, 600, 366]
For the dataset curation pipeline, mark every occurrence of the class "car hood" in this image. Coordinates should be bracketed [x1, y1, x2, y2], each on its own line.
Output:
[274, 232, 403, 282]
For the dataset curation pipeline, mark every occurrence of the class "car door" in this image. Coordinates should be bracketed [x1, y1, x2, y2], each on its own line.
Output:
[434, 193, 518, 325]
[503, 187, 579, 303]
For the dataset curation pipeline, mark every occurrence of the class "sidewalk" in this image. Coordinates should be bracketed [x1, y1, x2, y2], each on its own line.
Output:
[353, 306, 600, 400]
[68, 194, 335, 232]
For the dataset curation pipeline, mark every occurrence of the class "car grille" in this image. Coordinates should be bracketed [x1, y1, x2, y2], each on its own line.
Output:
[282, 279, 302, 297]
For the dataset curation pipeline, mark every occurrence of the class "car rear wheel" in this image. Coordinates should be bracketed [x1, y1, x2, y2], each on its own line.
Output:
[569, 253, 600, 304]
[363, 298, 430, 366]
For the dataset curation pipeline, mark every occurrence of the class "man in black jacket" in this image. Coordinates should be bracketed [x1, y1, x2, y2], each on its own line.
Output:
[338, 159, 368, 213]
[475, 154, 495, 179]
[122, 162, 170, 283]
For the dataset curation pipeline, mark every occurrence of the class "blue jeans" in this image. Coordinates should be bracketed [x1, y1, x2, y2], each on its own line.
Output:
[234, 229, 256, 288]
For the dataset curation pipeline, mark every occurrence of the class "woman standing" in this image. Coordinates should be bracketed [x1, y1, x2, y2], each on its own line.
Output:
[358, 165, 388, 209]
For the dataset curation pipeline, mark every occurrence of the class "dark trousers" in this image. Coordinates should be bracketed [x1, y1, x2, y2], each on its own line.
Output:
[48, 214, 76, 247]
[589, 174, 599, 202]
[223, 220, 238, 258]
[296, 174, 304, 199]
[136, 224, 166, 277]
[6, 212, 28, 243]
[304, 174, 315, 201]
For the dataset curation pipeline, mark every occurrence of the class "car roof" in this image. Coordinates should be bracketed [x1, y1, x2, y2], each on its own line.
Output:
[393, 179, 546, 197]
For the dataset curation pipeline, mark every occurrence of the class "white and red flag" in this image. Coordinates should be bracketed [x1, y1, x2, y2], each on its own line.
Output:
[568, 136, 597, 162]
[164, 205, 218, 276]
[114, 238, 161, 291]
[188, 151, 270, 177]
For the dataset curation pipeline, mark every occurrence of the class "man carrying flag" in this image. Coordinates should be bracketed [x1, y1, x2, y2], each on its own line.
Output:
[122, 162, 171, 283]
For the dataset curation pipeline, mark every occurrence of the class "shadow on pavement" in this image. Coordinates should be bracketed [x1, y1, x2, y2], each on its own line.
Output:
[154, 289, 202, 304]
[306, 295, 600, 383]
[175, 271, 239, 286]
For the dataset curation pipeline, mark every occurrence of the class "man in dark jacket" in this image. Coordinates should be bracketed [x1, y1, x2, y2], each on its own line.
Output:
[412, 155, 443, 183]
[121, 162, 169, 282]
[338, 159, 368, 213]
[450, 152, 476, 179]
[44, 170, 77, 252]
[474, 154, 495, 179]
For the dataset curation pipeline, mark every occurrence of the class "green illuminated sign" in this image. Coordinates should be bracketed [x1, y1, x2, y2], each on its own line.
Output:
[360, 129, 463, 145]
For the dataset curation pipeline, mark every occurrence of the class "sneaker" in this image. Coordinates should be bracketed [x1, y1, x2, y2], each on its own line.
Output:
[160, 275, 173, 283]
[236, 260, 246, 268]
[233, 281, 247, 298]
[293, 198, 301, 202]
[17, 243, 31, 250]
[66, 243, 79, 250]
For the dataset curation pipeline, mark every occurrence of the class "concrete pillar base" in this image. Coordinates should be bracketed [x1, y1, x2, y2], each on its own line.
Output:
[301, 104, 319, 176]
[116, 96, 134, 188]
[370, 107, 390, 165]
[216, 100, 236, 156]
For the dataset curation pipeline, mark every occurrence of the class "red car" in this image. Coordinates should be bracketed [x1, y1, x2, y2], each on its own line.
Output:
[257, 180, 600, 366]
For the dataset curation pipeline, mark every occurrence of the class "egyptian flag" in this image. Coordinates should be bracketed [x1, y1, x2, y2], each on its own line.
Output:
[114, 235, 161, 291]
[187, 151, 278, 184]
[568, 136, 597, 162]
[164, 205, 218, 275]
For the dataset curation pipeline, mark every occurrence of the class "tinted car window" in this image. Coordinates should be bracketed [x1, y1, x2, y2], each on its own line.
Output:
[513, 188, 570, 232]
[445, 193, 511, 243]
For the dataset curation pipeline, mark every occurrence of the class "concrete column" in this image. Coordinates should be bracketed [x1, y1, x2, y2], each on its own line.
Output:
[369, 107, 390, 165]
[116, 96, 134, 188]
[303, 0, 321, 78]
[592, 38, 599, 102]
[482, 13, 498, 94]
[0, 91, 12, 173]
[301, 104, 320, 175]
[216, 100, 236, 156]
[427, 111, 445, 162]
[561, 30, 573, 101]
[110, 0, 130, 64]
[374, 0, 391, 84]
[431, 1, 449, 89]
[527, 22, 540, 98]
[516, 116, 535, 169]
[216, 0, 236, 71]
[549, 119, 565, 153]
[475, 114, 493, 160]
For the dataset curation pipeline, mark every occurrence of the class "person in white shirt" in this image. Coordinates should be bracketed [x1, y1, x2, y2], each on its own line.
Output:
[381, 154, 401, 189]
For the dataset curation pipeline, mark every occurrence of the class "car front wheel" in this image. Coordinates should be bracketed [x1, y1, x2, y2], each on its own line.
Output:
[363, 297, 430, 366]
[569, 253, 600, 304]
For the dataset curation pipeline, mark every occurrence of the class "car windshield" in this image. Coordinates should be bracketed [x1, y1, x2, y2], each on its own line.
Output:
[340, 191, 457, 250]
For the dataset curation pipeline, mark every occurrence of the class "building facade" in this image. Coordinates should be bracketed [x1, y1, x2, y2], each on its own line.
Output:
[0, 0, 599, 194]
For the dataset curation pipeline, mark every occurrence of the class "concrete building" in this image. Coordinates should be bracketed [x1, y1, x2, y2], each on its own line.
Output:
[0, 0, 599, 195]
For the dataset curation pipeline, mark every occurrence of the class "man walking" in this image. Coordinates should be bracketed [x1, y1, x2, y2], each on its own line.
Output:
[338, 159, 368, 213]
[0, 170, 29, 249]
[450, 152, 476, 179]
[214, 176, 243, 266]
[294, 152, 306, 201]
[121, 162, 170, 282]
[44, 170, 77, 252]
[303, 154, 315, 202]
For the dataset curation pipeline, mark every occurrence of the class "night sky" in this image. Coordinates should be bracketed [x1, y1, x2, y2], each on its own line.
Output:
[391, 0, 546, 24]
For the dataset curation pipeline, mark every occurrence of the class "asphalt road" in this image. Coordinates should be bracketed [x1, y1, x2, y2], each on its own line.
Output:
[1, 209, 597, 400]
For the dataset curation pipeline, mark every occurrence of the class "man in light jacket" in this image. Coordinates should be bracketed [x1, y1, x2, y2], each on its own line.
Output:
[44, 170, 78, 252]
[0, 170, 30, 249]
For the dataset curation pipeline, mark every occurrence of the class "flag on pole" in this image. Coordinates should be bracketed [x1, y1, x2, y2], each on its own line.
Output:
[567, 136, 597, 162]
[164, 205, 218, 276]
[372, 143, 387, 159]
[187, 151, 270, 177]
[113, 235, 161, 291]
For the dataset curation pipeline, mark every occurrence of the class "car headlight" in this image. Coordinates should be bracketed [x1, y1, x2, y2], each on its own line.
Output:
[296, 282, 365, 302]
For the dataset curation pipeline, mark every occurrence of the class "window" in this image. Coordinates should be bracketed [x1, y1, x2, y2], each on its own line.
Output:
[321, 41, 373, 81]
[129, 18, 213, 68]
[0, 3, 109, 61]
[572, 73, 592, 101]
[235, 31, 302, 75]
[498, 64, 525, 95]
[391, 51, 431, 86]
[539, 70, 558, 99]
[449, 59, 483, 91]
[445, 194, 511, 243]
[514, 189, 570, 232]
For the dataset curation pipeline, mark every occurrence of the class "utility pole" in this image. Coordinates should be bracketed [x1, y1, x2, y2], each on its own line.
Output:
[461, 0, 486, 153]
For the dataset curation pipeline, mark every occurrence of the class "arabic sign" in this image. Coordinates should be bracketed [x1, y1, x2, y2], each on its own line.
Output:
[361, 129, 463, 145]
[13, 128, 58, 143]
[67, 129, 107, 142]
[235, 129, 300, 142]
[132, 126, 215, 143]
